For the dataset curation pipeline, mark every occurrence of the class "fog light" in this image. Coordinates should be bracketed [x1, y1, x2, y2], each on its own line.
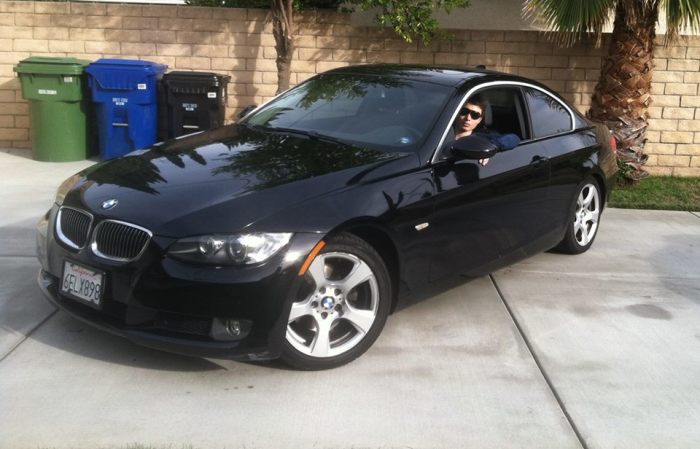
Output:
[225, 319, 241, 336]
[209, 318, 251, 341]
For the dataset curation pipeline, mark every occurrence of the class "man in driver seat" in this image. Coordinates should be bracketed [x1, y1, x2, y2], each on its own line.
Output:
[454, 94, 520, 165]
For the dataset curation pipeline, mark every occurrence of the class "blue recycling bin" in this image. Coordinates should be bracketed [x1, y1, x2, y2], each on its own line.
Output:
[86, 59, 167, 160]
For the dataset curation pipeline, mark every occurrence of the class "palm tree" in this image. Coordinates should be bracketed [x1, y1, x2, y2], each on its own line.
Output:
[524, 0, 700, 183]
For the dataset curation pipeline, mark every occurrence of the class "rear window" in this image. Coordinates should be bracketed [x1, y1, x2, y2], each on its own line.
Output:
[524, 87, 572, 138]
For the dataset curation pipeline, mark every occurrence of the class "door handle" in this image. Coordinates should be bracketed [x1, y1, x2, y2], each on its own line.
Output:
[531, 155, 549, 166]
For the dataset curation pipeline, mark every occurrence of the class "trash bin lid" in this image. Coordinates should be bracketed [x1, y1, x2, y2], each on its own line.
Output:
[14, 56, 90, 75]
[163, 71, 231, 87]
[86, 58, 167, 74]
[86, 59, 167, 91]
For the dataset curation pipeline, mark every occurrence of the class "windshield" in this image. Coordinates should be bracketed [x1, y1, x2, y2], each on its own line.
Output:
[242, 73, 454, 153]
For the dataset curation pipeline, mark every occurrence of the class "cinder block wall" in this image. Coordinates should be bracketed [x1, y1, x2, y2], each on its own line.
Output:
[1, 1, 699, 175]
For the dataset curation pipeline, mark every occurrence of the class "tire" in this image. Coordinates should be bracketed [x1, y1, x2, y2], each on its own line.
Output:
[554, 177, 602, 254]
[281, 232, 391, 370]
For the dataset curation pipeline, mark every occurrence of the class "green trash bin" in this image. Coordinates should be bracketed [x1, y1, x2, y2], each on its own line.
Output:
[14, 57, 91, 162]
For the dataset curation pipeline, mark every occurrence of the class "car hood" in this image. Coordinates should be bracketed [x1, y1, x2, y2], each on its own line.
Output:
[66, 125, 416, 236]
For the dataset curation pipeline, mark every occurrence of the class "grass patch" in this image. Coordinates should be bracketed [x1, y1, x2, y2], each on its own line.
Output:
[609, 176, 700, 211]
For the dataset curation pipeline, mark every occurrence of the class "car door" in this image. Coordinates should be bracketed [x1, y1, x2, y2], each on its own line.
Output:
[427, 84, 551, 281]
[521, 86, 585, 246]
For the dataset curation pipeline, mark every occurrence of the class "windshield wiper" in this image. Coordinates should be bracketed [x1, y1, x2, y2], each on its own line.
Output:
[259, 126, 350, 146]
[240, 122, 267, 132]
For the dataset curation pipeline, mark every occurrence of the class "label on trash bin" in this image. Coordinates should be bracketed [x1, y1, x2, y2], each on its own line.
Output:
[182, 103, 198, 112]
[137, 83, 147, 90]
[207, 92, 217, 98]
[63, 76, 73, 83]
[38, 89, 57, 95]
[112, 98, 128, 106]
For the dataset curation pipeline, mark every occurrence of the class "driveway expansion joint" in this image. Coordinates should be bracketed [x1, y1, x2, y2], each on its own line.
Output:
[489, 273, 589, 449]
[0, 309, 57, 364]
[504, 269, 700, 281]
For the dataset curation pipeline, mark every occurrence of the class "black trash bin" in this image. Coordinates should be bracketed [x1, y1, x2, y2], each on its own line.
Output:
[159, 71, 230, 140]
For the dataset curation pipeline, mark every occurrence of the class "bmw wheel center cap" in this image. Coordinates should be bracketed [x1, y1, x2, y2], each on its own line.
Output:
[321, 297, 335, 310]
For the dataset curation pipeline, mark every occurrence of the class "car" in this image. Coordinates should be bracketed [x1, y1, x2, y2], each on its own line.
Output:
[36, 65, 618, 370]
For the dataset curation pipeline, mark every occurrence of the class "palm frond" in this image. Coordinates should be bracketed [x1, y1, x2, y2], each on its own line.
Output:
[523, 0, 617, 45]
[662, 0, 700, 41]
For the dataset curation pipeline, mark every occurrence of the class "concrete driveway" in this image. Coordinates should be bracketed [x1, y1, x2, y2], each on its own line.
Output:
[1, 151, 699, 449]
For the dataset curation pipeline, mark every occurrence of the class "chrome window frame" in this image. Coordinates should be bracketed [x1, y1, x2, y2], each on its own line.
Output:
[56, 206, 94, 251]
[91, 219, 153, 263]
[430, 80, 576, 164]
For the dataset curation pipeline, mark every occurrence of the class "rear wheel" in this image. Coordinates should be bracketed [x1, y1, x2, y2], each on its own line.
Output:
[282, 233, 391, 370]
[555, 177, 602, 254]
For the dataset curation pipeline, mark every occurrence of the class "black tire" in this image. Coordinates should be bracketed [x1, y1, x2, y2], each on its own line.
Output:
[281, 232, 391, 370]
[554, 177, 602, 254]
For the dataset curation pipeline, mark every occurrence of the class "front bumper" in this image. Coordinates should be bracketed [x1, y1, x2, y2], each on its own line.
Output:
[37, 205, 323, 361]
[38, 269, 265, 359]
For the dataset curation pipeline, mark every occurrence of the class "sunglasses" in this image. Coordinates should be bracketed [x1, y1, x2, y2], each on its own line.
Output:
[459, 108, 483, 120]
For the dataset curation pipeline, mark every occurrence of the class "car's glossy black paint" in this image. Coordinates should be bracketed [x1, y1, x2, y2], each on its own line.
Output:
[37, 65, 617, 361]
[72, 125, 419, 236]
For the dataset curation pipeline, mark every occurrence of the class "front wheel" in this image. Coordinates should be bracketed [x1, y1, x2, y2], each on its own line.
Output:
[281, 233, 391, 370]
[554, 178, 602, 254]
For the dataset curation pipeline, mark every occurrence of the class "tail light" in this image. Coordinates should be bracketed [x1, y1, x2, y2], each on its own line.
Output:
[610, 135, 617, 154]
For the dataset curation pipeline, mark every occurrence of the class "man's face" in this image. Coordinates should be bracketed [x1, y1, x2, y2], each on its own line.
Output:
[456, 102, 484, 134]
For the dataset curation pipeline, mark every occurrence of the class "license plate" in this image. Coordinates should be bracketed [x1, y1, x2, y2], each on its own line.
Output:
[61, 261, 104, 309]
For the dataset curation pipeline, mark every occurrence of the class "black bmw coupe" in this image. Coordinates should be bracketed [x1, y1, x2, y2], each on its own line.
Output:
[37, 65, 617, 370]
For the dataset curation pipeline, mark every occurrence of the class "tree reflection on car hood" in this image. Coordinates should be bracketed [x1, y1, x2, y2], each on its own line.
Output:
[68, 124, 416, 236]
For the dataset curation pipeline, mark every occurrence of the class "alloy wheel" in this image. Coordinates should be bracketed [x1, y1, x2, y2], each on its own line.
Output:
[573, 183, 600, 247]
[286, 251, 379, 358]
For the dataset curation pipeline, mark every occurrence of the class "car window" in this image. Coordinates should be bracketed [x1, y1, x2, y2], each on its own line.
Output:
[472, 87, 529, 140]
[524, 87, 572, 138]
[436, 85, 528, 162]
[243, 74, 454, 153]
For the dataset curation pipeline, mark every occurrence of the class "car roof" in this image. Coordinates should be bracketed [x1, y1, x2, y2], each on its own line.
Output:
[321, 64, 529, 88]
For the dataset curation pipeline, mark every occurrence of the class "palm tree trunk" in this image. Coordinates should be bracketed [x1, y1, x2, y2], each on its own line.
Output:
[272, 0, 294, 95]
[588, 1, 658, 184]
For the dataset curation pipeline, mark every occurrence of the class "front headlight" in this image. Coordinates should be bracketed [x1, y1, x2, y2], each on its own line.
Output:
[54, 174, 83, 206]
[167, 233, 293, 265]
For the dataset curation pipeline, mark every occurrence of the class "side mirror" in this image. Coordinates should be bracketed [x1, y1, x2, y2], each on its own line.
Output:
[450, 135, 499, 160]
[237, 104, 257, 120]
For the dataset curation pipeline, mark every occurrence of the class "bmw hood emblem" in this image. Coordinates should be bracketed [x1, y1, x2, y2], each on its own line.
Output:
[102, 199, 119, 210]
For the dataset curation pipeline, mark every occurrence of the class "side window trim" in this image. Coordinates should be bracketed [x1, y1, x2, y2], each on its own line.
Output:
[431, 80, 575, 164]
[513, 87, 532, 140]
